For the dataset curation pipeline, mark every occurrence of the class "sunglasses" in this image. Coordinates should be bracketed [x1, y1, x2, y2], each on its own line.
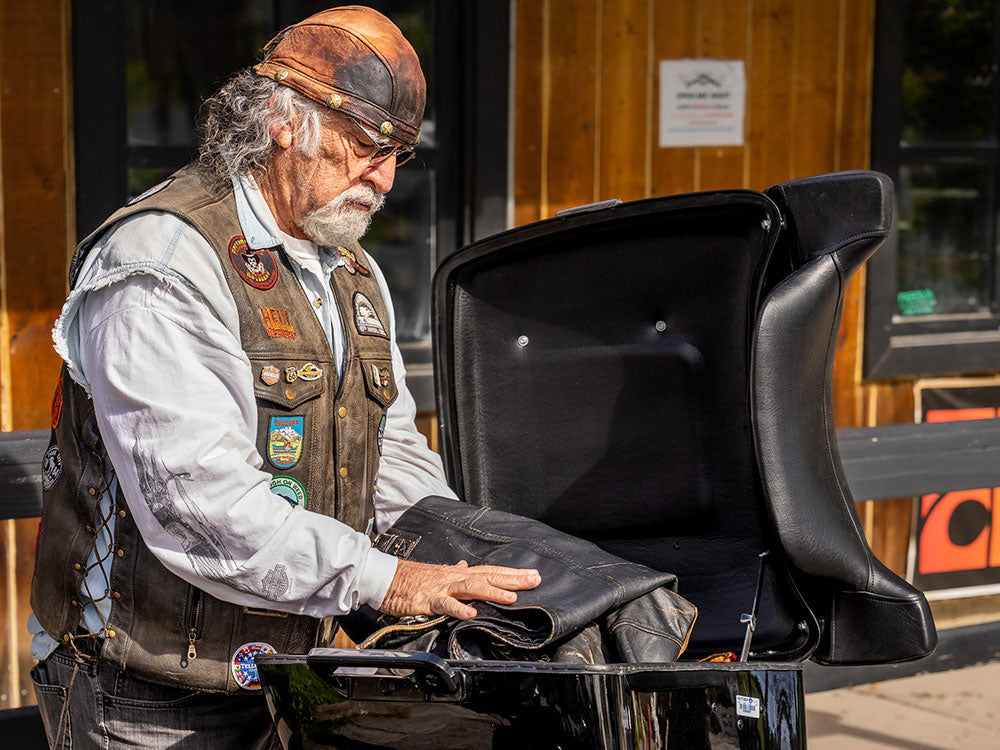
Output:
[344, 114, 416, 167]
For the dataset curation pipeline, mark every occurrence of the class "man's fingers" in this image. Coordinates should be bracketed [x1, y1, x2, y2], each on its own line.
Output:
[483, 569, 541, 589]
[429, 594, 477, 620]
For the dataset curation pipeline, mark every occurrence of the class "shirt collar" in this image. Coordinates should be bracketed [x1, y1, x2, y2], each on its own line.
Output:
[233, 174, 327, 273]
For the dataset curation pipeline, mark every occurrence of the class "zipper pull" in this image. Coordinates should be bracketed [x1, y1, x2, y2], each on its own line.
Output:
[187, 629, 198, 661]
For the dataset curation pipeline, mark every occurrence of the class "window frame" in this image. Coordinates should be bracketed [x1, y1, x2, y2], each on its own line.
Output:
[71, 0, 510, 411]
[865, 0, 1000, 379]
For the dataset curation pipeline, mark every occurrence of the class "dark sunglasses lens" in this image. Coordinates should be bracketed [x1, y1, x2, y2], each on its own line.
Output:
[372, 145, 397, 162]
[395, 149, 416, 166]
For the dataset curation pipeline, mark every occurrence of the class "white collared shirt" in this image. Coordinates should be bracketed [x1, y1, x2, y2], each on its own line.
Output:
[30, 174, 455, 658]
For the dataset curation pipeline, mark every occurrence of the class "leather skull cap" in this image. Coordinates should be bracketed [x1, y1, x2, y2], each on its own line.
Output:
[253, 6, 426, 146]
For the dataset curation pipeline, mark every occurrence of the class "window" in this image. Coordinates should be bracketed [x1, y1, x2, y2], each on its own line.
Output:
[866, 0, 1000, 378]
[72, 0, 509, 408]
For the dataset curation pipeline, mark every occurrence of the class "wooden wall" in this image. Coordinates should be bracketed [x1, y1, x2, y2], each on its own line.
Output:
[0, 0, 74, 710]
[512, 0, 916, 572]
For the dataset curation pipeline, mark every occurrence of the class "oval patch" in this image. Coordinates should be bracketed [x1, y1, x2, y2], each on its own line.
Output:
[42, 444, 63, 491]
[229, 236, 278, 290]
[231, 641, 277, 691]
[270, 475, 306, 509]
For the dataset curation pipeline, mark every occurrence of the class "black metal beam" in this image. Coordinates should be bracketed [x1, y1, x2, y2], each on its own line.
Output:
[837, 417, 1000, 500]
[5, 418, 1000, 520]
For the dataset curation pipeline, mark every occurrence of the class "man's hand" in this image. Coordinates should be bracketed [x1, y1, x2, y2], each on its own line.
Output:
[379, 559, 541, 620]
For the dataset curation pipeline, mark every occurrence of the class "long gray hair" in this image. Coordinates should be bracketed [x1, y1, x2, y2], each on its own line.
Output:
[197, 69, 328, 179]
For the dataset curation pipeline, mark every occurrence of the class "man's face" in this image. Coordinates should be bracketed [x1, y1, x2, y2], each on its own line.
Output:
[272, 112, 399, 246]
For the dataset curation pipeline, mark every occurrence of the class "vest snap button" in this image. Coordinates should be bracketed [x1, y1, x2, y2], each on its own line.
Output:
[106, 629, 116, 638]
[63, 634, 70, 643]
[338, 407, 347, 418]
[85, 525, 94, 534]
[339, 467, 348, 479]
[116, 549, 125, 558]
[113, 591, 121, 599]
[313, 298, 323, 308]
[73, 563, 82, 571]
[88, 487, 97, 496]
[285, 388, 295, 399]
[118, 509, 127, 518]
[71, 600, 79, 608]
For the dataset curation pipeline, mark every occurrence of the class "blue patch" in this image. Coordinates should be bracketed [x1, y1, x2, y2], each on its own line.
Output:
[267, 415, 304, 469]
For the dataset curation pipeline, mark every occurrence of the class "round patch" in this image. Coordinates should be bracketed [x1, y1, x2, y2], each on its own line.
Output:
[231, 641, 277, 691]
[42, 444, 63, 491]
[229, 236, 278, 290]
[270, 475, 306, 509]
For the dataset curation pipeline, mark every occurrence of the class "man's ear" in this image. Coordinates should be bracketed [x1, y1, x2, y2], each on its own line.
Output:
[271, 122, 294, 150]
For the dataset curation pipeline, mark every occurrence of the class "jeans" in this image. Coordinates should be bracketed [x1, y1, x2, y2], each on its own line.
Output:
[31, 640, 281, 750]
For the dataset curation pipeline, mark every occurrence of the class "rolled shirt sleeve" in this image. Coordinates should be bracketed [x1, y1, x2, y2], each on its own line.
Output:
[80, 274, 399, 616]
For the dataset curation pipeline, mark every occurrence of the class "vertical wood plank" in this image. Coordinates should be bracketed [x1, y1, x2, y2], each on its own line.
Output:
[650, 0, 698, 197]
[744, 0, 796, 189]
[597, 0, 650, 202]
[546, 0, 599, 214]
[837, 0, 875, 170]
[1, 0, 73, 432]
[514, 0, 544, 226]
[14, 518, 38, 706]
[0, 522, 12, 709]
[789, 0, 841, 177]
[696, 0, 749, 190]
[864, 382, 917, 577]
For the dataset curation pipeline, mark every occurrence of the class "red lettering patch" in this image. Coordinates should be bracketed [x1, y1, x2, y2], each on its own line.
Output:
[51, 374, 63, 429]
[259, 306, 297, 339]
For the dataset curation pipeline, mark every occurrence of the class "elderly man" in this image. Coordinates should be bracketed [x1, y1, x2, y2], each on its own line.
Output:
[29, 7, 539, 749]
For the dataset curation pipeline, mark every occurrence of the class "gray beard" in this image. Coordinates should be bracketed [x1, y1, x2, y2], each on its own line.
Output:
[300, 185, 386, 247]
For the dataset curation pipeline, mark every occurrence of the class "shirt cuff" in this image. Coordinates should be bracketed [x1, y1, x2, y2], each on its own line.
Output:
[357, 546, 399, 611]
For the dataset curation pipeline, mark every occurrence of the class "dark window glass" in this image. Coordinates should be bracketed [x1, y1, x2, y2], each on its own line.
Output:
[901, 0, 997, 145]
[896, 162, 994, 316]
[866, 0, 1000, 378]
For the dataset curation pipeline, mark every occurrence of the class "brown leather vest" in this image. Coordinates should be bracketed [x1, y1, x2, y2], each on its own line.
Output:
[31, 165, 398, 693]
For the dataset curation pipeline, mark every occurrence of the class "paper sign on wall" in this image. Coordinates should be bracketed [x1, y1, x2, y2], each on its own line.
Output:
[659, 59, 746, 147]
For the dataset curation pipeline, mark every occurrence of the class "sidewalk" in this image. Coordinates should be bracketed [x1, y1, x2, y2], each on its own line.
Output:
[806, 661, 1000, 749]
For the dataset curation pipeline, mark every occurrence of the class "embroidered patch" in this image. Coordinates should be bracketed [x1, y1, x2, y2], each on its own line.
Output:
[229, 236, 277, 290]
[334, 246, 371, 276]
[231, 641, 276, 691]
[125, 176, 174, 206]
[354, 293, 388, 339]
[267, 415, 304, 469]
[41, 444, 63, 491]
[297, 363, 322, 381]
[269, 475, 306, 509]
[259, 306, 296, 338]
[284, 366, 298, 384]
[51, 374, 63, 429]
[261, 366, 280, 386]
[379, 366, 391, 388]
[377, 414, 386, 455]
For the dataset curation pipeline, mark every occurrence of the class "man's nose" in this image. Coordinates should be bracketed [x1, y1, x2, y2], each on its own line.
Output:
[364, 156, 396, 194]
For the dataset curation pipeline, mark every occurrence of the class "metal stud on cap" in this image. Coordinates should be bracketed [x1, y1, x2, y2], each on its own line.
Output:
[380, 121, 393, 136]
[326, 93, 342, 108]
[274, 69, 288, 81]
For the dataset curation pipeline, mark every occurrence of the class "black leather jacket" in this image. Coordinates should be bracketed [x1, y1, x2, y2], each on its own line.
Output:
[342, 496, 697, 663]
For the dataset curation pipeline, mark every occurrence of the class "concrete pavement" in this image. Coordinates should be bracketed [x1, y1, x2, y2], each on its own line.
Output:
[806, 661, 1000, 749]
